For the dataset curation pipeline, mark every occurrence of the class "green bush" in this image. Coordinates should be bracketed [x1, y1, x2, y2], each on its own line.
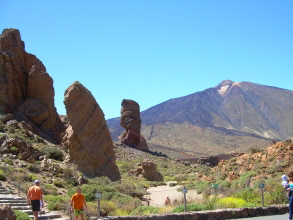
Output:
[43, 184, 58, 196]
[14, 210, 30, 220]
[172, 202, 215, 213]
[53, 179, 65, 188]
[28, 164, 41, 173]
[169, 182, 177, 187]
[129, 206, 160, 216]
[217, 197, 247, 208]
[0, 169, 7, 181]
[45, 147, 64, 161]
[4, 158, 13, 165]
[173, 174, 188, 182]
[10, 146, 19, 153]
[28, 173, 38, 182]
[231, 188, 260, 204]
[44, 195, 70, 210]
[249, 147, 264, 154]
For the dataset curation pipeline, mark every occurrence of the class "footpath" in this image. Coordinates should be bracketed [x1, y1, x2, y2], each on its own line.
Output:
[0, 181, 69, 219]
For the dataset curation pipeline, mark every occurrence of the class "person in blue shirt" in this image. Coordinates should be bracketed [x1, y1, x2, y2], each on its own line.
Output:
[287, 172, 293, 220]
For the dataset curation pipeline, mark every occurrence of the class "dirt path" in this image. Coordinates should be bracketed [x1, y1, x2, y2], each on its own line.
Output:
[145, 182, 203, 207]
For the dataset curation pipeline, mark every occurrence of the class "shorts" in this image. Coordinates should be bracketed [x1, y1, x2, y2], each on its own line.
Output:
[74, 209, 84, 216]
[31, 200, 41, 212]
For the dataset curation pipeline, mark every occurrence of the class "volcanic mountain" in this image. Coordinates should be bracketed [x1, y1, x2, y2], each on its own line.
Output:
[107, 80, 293, 158]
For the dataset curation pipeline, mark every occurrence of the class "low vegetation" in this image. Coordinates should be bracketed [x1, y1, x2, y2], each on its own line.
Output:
[0, 121, 292, 217]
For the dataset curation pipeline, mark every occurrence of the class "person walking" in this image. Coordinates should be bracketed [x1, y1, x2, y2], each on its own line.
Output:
[27, 180, 44, 220]
[287, 172, 293, 220]
[70, 187, 87, 220]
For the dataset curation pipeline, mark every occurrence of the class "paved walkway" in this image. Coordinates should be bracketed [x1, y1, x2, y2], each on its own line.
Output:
[230, 213, 288, 219]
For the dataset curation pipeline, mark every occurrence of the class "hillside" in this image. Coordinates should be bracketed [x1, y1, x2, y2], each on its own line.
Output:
[108, 80, 293, 158]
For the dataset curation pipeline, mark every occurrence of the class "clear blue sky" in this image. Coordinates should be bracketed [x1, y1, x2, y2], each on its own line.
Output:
[1, 1, 292, 119]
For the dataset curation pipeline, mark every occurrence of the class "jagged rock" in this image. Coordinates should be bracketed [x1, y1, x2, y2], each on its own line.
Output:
[62, 81, 120, 181]
[118, 99, 149, 150]
[0, 28, 65, 144]
[0, 204, 16, 220]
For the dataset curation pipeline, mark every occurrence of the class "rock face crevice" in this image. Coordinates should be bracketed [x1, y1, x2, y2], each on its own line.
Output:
[62, 81, 120, 181]
[119, 99, 149, 151]
[0, 28, 64, 144]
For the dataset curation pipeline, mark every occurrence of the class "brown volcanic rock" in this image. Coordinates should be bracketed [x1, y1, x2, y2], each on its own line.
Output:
[0, 204, 16, 220]
[141, 159, 163, 181]
[0, 28, 64, 143]
[62, 81, 120, 181]
[119, 99, 149, 150]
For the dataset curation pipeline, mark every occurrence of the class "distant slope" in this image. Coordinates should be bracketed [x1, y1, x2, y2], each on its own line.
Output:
[107, 81, 293, 158]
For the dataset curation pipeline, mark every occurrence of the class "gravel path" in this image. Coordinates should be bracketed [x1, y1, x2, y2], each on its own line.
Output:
[145, 182, 203, 207]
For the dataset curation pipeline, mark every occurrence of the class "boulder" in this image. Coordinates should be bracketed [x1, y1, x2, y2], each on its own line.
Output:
[0, 28, 65, 144]
[119, 99, 149, 150]
[0, 204, 16, 220]
[62, 81, 120, 181]
[129, 159, 163, 181]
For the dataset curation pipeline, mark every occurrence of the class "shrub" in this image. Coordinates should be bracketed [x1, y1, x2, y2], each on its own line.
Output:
[231, 188, 260, 204]
[173, 174, 188, 182]
[14, 210, 30, 220]
[0, 169, 7, 181]
[249, 147, 264, 154]
[45, 147, 64, 161]
[169, 182, 177, 187]
[172, 202, 215, 213]
[4, 158, 13, 165]
[28, 173, 38, 182]
[43, 184, 58, 196]
[28, 164, 41, 173]
[10, 146, 19, 154]
[100, 200, 117, 216]
[53, 179, 65, 188]
[44, 195, 70, 211]
[129, 206, 160, 216]
[114, 180, 146, 199]
[217, 197, 247, 208]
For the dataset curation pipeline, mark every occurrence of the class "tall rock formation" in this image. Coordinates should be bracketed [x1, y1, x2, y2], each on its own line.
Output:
[119, 99, 149, 150]
[62, 81, 120, 181]
[0, 28, 64, 143]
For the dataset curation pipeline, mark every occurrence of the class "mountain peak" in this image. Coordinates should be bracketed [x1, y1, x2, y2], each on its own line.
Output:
[216, 80, 235, 88]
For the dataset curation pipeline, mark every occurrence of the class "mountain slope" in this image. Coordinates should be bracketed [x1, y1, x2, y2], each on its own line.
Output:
[107, 81, 293, 158]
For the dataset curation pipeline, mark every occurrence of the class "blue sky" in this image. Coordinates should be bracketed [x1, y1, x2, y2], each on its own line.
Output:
[1, 1, 292, 119]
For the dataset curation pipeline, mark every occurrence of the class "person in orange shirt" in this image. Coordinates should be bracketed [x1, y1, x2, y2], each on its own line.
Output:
[27, 180, 44, 220]
[71, 187, 87, 220]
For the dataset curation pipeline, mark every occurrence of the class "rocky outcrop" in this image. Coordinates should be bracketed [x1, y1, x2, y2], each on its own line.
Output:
[0, 28, 64, 144]
[128, 159, 163, 181]
[119, 99, 149, 150]
[62, 81, 120, 181]
[0, 137, 42, 162]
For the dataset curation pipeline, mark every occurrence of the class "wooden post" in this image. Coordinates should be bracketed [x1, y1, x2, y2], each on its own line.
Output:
[182, 182, 187, 212]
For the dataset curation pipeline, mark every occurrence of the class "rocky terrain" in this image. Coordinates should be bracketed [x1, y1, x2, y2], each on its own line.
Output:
[0, 28, 119, 181]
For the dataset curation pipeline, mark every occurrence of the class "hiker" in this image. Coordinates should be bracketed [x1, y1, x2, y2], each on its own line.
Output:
[27, 180, 44, 220]
[282, 174, 289, 199]
[164, 195, 171, 206]
[70, 187, 87, 220]
[287, 172, 293, 220]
